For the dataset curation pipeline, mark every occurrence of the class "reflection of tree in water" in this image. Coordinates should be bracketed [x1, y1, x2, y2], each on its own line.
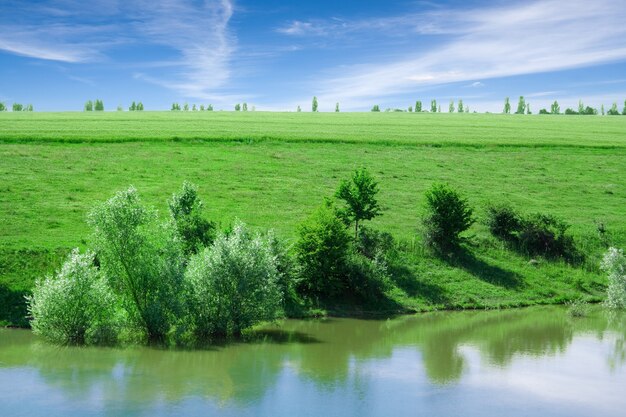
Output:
[1, 306, 625, 410]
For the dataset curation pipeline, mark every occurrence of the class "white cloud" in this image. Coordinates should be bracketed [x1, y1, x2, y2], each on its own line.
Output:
[0, 0, 235, 100]
[469, 81, 484, 88]
[314, 0, 626, 103]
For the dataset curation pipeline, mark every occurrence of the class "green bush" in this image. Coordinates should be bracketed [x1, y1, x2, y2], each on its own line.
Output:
[345, 249, 391, 301]
[168, 181, 216, 256]
[422, 183, 474, 251]
[27, 249, 121, 345]
[356, 226, 395, 260]
[602, 247, 626, 309]
[518, 213, 577, 259]
[295, 202, 351, 297]
[184, 222, 282, 338]
[88, 186, 185, 343]
[485, 203, 523, 240]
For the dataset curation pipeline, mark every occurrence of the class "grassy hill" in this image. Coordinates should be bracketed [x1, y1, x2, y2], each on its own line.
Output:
[1, 112, 625, 326]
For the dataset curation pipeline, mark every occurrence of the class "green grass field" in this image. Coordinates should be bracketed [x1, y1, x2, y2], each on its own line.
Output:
[1, 112, 625, 325]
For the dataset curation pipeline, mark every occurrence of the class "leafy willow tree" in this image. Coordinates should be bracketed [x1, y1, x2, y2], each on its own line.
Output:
[184, 222, 282, 338]
[415, 100, 422, 112]
[27, 249, 121, 345]
[94, 99, 104, 111]
[335, 102, 340, 112]
[551, 100, 560, 114]
[430, 99, 437, 113]
[168, 182, 216, 256]
[312, 96, 318, 112]
[235, 103, 241, 111]
[88, 187, 185, 343]
[458, 99, 464, 113]
[371, 104, 380, 112]
[449, 100, 455, 113]
[242, 102, 248, 111]
[335, 168, 382, 239]
[12, 103, 23, 111]
[85, 100, 94, 111]
[0, 102, 6, 111]
[608, 102, 620, 115]
[515, 96, 526, 114]
[503, 97, 511, 114]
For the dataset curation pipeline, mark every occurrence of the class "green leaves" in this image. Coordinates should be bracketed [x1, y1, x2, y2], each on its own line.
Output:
[423, 183, 474, 251]
[335, 167, 382, 239]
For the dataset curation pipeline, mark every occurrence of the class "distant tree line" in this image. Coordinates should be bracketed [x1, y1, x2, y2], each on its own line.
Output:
[171, 103, 214, 111]
[84, 100, 104, 111]
[0, 102, 33, 111]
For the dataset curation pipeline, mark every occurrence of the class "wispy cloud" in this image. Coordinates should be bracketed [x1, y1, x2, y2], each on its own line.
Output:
[468, 81, 484, 88]
[312, 0, 626, 103]
[0, 0, 235, 100]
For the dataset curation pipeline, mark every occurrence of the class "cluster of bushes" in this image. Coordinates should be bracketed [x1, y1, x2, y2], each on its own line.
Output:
[84, 100, 104, 111]
[485, 204, 579, 261]
[171, 103, 214, 111]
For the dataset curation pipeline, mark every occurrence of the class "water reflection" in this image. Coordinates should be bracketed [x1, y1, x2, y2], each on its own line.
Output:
[1, 306, 625, 416]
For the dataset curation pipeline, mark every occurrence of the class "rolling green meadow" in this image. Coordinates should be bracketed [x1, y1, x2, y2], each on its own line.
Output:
[1, 111, 625, 326]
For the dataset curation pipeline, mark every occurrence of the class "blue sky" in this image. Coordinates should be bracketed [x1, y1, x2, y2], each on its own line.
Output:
[1, 0, 626, 111]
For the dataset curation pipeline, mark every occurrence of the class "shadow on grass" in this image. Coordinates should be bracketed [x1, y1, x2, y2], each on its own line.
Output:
[389, 263, 450, 305]
[443, 247, 524, 289]
[0, 284, 29, 328]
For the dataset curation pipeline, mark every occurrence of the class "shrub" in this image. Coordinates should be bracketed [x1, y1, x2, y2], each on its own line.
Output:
[27, 249, 121, 345]
[295, 202, 351, 297]
[601, 247, 626, 309]
[371, 105, 380, 112]
[12, 103, 23, 111]
[422, 183, 474, 251]
[184, 222, 282, 338]
[539, 108, 549, 114]
[518, 213, 577, 259]
[345, 249, 391, 301]
[356, 226, 395, 260]
[88, 187, 185, 343]
[485, 203, 523, 240]
[168, 182, 216, 256]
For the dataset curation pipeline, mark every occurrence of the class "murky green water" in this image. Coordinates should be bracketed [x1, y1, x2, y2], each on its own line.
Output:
[1, 306, 625, 416]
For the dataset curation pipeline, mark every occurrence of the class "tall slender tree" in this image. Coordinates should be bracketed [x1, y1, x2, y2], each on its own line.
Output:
[551, 100, 560, 114]
[458, 99, 464, 113]
[85, 100, 94, 111]
[415, 101, 422, 112]
[503, 97, 511, 114]
[449, 100, 455, 113]
[335, 102, 340, 112]
[515, 96, 526, 114]
[431, 100, 437, 112]
[312, 96, 318, 112]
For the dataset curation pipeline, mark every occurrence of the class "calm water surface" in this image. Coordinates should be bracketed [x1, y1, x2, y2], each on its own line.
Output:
[1, 306, 625, 417]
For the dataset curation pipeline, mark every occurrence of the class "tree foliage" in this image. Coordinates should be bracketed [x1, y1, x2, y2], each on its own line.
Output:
[515, 96, 526, 114]
[94, 99, 104, 111]
[168, 182, 216, 256]
[335, 168, 382, 239]
[550, 100, 560, 114]
[458, 99, 464, 113]
[312, 96, 318, 112]
[88, 187, 185, 342]
[415, 100, 422, 112]
[85, 100, 94, 111]
[371, 104, 380, 112]
[602, 247, 626, 309]
[430, 99, 437, 113]
[503, 97, 511, 114]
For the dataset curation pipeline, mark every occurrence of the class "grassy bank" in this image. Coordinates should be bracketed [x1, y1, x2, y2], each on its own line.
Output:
[1, 112, 625, 326]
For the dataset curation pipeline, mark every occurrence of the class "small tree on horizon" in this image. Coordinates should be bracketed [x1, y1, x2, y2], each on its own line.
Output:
[207, 104, 214, 111]
[85, 100, 94, 111]
[408, 106, 413, 112]
[312, 96, 318, 112]
[371, 105, 380, 112]
[0, 102, 6, 111]
[335, 102, 340, 112]
[242, 102, 248, 111]
[235, 103, 241, 111]
[515, 96, 525, 114]
[458, 99, 464, 113]
[578, 100, 585, 114]
[623, 100, 626, 115]
[297, 105, 301, 112]
[551, 100, 560, 114]
[200, 105, 205, 111]
[431, 99, 437, 113]
[415, 101, 422, 112]
[608, 102, 620, 115]
[503, 97, 511, 114]
[183, 103, 189, 111]
[192, 104, 197, 111]
[449, 100, 455, 113]
[526, 104, 531, 114]
[335, 168, 382, 239]
[94, 99, 104, 111]
[129, 101, 137, 111]
[601, 104, 605, 115]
